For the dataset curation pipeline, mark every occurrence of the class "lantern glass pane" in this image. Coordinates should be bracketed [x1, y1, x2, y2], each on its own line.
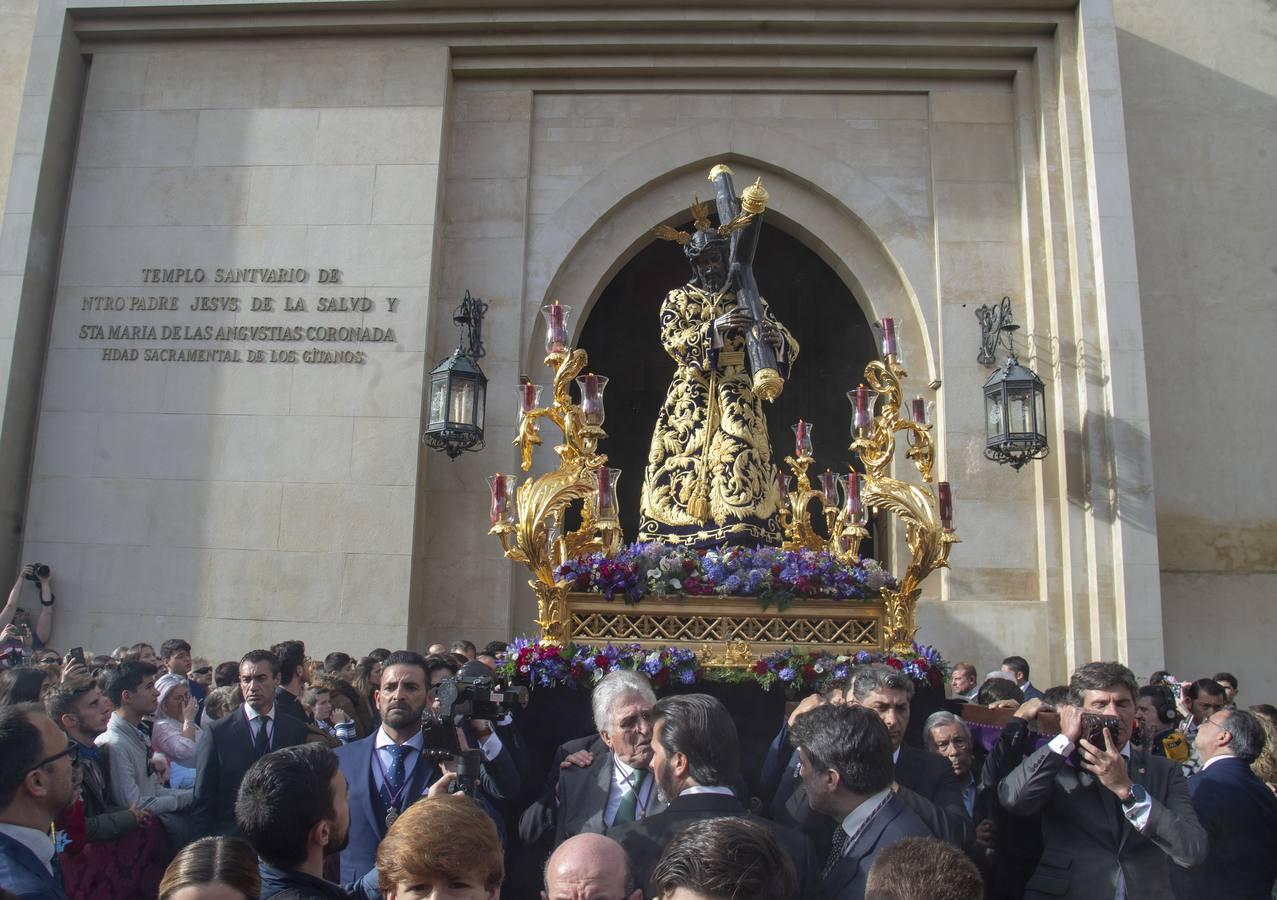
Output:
[473, 380, 487, 429]
[429, 377, 448, 428]
[450, 378, 475, 426]
[986, 391, 1003, 439]
[1010, 392, 1031, 434]
[1035, 388, 1047, 438]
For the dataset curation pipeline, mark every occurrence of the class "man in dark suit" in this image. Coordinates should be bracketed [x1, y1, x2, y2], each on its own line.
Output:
[335, 650, 505, 883]
[1001, 655, 1044, 702]
[791, 703, 931, 899]
[768, 664, 973, 854]
[998, 661, 1207, 899]
[519, 669, 666, 848]
[1170, 708, 1277, 898]
[0, 704, 77, 900]
[610, 693, 818, 896]
[270, 639, 309, 724]
[191, 649, 308, 837]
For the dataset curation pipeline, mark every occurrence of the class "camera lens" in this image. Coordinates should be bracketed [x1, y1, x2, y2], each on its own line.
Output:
[34, 564, 50, 578]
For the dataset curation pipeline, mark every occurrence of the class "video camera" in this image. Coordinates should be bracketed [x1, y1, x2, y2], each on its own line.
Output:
[420, 665, 529, 796]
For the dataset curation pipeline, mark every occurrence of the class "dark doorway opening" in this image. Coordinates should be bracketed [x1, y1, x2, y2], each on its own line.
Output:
[578, 222, 880, 551]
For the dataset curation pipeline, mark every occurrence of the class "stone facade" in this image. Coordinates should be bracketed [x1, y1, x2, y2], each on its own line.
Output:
[0, 0, 1269, 696]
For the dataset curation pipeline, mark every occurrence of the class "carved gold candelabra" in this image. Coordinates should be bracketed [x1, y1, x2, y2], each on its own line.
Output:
[487, 302, 622, 645]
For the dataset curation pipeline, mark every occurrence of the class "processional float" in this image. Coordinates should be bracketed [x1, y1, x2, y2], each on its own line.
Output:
[488, 165, 957, 667]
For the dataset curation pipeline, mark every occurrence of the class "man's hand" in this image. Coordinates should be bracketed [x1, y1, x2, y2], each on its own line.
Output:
[151, 755, 170, 786]
[331, 708, 351, 725]
[1014, 697, 1045, 721]
[1057, 704, 1084, 743]
[61, 659, 90, 686]
[428, 771, 458, 798]
[714, 308, 754, 338]
[975, 818, 996, 850]
[128, 804, 152, 825]
[987, 699, 1020, 711]
[787, 692, 830, 728]
[560, 749, 593, 770]
[1, 624, 22, 643]
[1078, 728, 1133, 799]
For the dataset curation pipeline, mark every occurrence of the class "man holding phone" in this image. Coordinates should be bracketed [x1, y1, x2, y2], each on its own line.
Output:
[998, 662, 1207, 899]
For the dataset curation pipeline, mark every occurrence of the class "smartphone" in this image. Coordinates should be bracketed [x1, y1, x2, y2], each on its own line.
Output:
[1079, 712, 1122, 748]
[67, 647, 86, 666]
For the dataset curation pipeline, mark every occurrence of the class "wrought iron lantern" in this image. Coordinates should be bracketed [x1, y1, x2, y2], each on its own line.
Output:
[977, 298, 1048, 470]
[423, 292, 488, 459]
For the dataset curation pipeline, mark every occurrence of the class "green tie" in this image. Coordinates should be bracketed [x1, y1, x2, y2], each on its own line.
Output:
[613, 768, 648, 825]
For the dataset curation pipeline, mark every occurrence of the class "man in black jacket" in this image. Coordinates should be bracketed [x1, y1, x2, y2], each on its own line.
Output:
[237, 743, 378, 899]
[192, 649, 309, 837]
[610, 693, 818, 896]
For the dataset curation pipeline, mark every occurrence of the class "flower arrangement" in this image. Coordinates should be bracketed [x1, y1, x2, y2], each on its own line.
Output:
[497, 636, 947, 695]
[554, 542, 892, 609]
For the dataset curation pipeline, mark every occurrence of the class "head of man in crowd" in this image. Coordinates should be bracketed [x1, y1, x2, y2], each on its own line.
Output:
[239, 650, 281, 715]
[1135, 685, 1179, 744]
[1194, 708, 1266, 766]
[543, 833, 642, 900]
[1000, 655, 1031, 688]
[1067, 662, 1139, 748]
[476, 641, 506, 671]
[864, 836, 983, 900]
[0, 705, 78, 829]
[204, 684, 243, 722]
[650, 694, 739, 803]
[46, 682, 112, 747]
[1213, 672, 1238, 705]
[236, 743, 350, 875]
[1186, 678, 1228, 725]
[214, 660, 240, 688]
[160, 639, 193, 677]
[101, 660, 160, 725]
[950, 662, 977, 698]
[451, 640, 478, 661]
[650, 816, 795, 900]
[270, 640, 307, 696]
[426, 643, 448, 656]
[323, 652, 353, 675]
[792, 703, 895, 820]
[848, 663, 913, 751]
[189, 659, 213, 689]
[592, 669, 657, 770]
[378, 651, 431, 741]
[377, 793, 503, 900]
[923, 711, 975, 784]
[977, 676, 1024, 708]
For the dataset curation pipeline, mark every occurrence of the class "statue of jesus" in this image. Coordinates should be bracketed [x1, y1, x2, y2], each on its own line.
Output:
[638, 205, 798, 548]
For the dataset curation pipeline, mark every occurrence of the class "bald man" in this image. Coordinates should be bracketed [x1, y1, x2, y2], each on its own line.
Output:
[543, 833, 642, 900]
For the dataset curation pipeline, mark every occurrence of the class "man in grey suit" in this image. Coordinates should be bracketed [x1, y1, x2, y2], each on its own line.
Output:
[998, 661, 1207, 899]
[791, 703, 931, 900]
[518, 669, 666, 848]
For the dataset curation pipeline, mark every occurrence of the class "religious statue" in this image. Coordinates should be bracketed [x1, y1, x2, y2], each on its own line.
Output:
[638, 186, 799, 548]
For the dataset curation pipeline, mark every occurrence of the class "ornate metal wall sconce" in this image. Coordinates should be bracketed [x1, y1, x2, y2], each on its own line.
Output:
[423, 291, 489, 458]
[976, 297, 1049, 470]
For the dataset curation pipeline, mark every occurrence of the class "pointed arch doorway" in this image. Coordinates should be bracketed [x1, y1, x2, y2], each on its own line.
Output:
[577, 221, 880, 553]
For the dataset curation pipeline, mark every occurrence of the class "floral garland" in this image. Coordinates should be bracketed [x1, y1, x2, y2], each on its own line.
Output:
[554, 542, 893, 608]
[498, 636, 948, 696]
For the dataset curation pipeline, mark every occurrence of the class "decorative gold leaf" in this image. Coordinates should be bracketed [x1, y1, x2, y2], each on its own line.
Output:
[653, 224, 692, 246]
[716, 211, 755, 235]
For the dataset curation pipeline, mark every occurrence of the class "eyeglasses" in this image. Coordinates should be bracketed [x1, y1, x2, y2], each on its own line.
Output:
[25, 742, 79, 775]
[1200, 717, 1231, 735]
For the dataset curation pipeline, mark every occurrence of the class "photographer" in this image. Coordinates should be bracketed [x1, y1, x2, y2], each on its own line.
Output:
[333, 650, 503, 883]
[0, 564, 56, 662]
[997, 662, 1206, 898]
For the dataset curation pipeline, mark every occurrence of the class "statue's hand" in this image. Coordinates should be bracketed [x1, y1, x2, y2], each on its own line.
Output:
[714, 308, 754, 338]
[760, 322, 782, 350]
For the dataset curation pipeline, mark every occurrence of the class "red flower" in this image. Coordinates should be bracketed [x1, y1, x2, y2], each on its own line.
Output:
[683, 559, 696, 572]
[570, 664, 585, 681]
[885, 657, 905, 670]
[654, 669, 670, 686]
[928, 667, 945, 689]
[752, 660, 770, 675]
[802, 664, 817, 683]
[595, 654, 609, 669]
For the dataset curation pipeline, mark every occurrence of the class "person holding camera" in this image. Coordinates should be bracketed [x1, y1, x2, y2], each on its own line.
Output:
[0, 565, 56, 664]
[333, 650, 503, 884]
[997, 661, 1207, 899]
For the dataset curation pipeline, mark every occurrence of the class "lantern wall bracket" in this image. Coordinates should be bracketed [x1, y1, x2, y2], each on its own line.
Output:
[975, 295, 1017, 367]
[454, 290, 488, 363]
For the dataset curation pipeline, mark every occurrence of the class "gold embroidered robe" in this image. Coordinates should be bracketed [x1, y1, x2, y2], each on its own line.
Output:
[638, 285, 798, 547]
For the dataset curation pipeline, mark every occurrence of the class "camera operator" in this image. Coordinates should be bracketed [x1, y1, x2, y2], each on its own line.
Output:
[333, 650, 503, 883]
[424, 655, 522, 807]
[0, 565, 56, 662]
[998, 662, 1206, 898]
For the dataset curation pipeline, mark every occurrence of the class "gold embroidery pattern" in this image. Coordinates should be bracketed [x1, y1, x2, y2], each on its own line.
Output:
[639, 286, 798, 546]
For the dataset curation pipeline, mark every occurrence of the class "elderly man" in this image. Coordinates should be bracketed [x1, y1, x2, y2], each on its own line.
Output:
[950, 663, 979, 703]
[520, 669, 667, 848]
[543, 833, 642, 900]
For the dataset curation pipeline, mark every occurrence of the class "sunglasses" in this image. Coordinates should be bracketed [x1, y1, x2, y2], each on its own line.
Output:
[25, 741, 80, 775]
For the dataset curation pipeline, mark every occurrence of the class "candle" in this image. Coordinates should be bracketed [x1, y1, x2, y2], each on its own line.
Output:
[794, 419, 810, 457]
[880, 317, 897, 357]
[544, 300, 570, 354]
[775, 468, 789, 502]
[938, 481, 953, 529]
[852, 385, 877, 432]
[489, 473, 510, 524]
[596, 466, 611, 511]
[844, 471, 862, 516]
[819, 469, 839, 506]
[577, 373, 607, 426]
[912, 396, 926, 425]
[451, 382, 474, 425]
[519, 381, 538, 417]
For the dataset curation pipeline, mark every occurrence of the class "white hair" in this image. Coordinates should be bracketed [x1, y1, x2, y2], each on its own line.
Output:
[922, 710, 971, 749]
[591, 669, 656, 733]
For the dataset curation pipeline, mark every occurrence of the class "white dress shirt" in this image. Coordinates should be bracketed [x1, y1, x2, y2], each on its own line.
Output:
[0, 824, 55, 875]
[837, 786, 894, 847]
[604, 755, 655, 826]
[373, 728, 425, 797]
[679, 785, 736, 798]
[244, 704, 274, 745]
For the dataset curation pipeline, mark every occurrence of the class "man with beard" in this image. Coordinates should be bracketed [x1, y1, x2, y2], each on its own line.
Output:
[640, 201, 798, 548]
[610, 693, 817, 896]
[236, 743, 379, 899]
[334, 650, 496, 882]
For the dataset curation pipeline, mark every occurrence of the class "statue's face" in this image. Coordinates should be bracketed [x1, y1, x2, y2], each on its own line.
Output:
[692, 247, 726, 293]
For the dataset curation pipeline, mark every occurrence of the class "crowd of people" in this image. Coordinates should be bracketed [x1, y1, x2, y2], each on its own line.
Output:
[2, 567, 1276, 900]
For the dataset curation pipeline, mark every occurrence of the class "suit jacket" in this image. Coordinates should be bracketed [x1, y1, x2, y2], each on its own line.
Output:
[274, 686, 308, 723]
[998, 741, 1207, 899]
[0, 830, 68, 900]
[823, 792, 932, 900]
[518, 747, 666, 848]
[75, 743, 138, 844]
[611, 791, 819, 897]
[192, 705, 309, 838]
[975, 717, 1043, 899]
[1170, 756, 1277, 900]
[1022, 684, 1045, 702]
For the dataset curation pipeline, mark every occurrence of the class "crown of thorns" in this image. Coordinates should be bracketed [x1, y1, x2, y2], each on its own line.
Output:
[652, 196, 754, 247]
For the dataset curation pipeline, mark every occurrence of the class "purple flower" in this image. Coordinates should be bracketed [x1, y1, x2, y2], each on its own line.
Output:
[778, 666, 797, 683]
[679, 668, 696, 685]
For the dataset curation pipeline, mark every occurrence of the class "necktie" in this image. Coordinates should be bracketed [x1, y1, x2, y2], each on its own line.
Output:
[613, 768, 647, 825]
[381, 744, 409, 807]
[823, 826, 849, 879]
[253, 715, 271, 757]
